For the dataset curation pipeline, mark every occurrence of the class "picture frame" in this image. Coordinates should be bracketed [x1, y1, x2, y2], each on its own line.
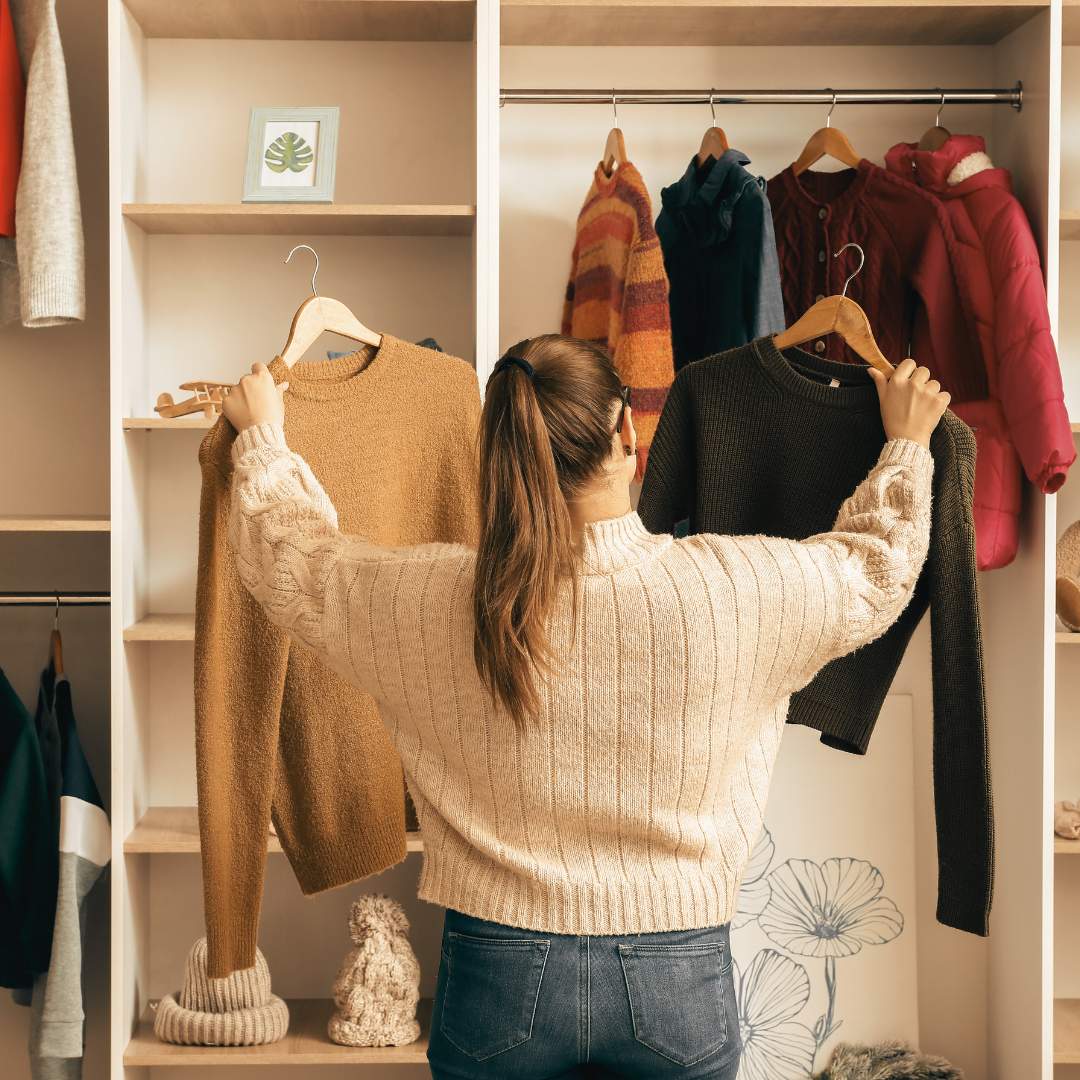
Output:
[242, 106, 339, 203]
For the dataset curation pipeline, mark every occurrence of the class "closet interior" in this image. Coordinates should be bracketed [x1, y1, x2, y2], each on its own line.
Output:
[0, 1, 1057, 1078]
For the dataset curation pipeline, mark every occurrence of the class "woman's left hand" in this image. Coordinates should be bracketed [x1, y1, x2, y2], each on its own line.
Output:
[222, 362, 289, 432]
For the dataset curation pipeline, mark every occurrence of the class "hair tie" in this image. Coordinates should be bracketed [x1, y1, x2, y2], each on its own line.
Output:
[492, 353, 535, 380]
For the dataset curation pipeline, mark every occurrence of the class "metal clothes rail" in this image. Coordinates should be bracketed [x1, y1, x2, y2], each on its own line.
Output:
[0, 592, 110, 606]
[498, 83, 1023, 109]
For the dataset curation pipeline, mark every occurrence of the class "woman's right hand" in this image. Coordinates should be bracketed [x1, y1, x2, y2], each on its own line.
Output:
[868, 358, 951, 448]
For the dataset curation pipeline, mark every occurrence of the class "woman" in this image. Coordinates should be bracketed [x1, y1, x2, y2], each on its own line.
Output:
[222, 335, 947, 1080]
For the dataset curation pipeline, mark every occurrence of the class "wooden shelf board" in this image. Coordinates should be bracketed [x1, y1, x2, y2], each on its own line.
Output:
[1056, 998, 1080, 1062]
[1063, 212, 1080, 241]
[500, 0, 1045, 47]
[122, 203, 476, 237]
[123, 0, 474, 41]
[125, 806, 424, 855]
[0, 516, 110, 532]
[1058, 632, 1080, 645]
[124, 997, 432, 1066]
[1056, 837, 1080, 855]
[124, 416, 215, 430]
[123, 614, 195, 642]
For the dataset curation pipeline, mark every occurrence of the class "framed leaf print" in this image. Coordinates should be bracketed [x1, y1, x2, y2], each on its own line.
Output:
[243, 107, 339, 203]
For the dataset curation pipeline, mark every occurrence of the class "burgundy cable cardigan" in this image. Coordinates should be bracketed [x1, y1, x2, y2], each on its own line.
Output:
[767, 159, 977, 382]
[885, 134, 1073, 570]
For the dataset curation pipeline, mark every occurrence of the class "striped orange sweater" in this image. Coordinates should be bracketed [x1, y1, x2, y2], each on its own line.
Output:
[561, 161, 675, 475]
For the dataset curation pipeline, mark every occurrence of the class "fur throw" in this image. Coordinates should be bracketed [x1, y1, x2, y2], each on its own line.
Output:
[814, 1042, 964, 1079]
[327, 895, 421, 1047]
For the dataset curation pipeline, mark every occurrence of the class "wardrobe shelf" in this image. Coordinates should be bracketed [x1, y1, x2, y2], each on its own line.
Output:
[124, 997, 433, 1066]
[1058, 632, 1080, 645]
[1056, 999, 1080, 1063]
[0, 515, 110, 532]
[123, 614, 195, 642]
[122, 0, 474, 41]
[1063, 212, 1080, 241]
[122, 203, 476, 238]
[125, 806, 424, 855]
[1056, 837, 1080, 855]
[500, 0, 1044, 47]
[124, 416, 215, 430]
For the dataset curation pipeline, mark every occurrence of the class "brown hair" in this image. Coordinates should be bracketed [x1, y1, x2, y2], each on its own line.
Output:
[473, 334, 625, 725]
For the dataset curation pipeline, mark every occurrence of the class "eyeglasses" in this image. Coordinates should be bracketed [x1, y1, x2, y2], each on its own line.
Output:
[615, 385, 632, 434]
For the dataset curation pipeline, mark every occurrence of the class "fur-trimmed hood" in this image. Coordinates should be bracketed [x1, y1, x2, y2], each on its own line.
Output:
[884, 133, 1010, 198]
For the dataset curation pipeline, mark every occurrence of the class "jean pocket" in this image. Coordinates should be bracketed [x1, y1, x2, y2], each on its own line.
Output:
[440, 930, 550, 1061]
[618, 941, 729, 1067]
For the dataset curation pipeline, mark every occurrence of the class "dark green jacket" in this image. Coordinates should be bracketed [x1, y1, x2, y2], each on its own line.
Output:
[0, 669, 56, 988]
[656, 150, 785, 370]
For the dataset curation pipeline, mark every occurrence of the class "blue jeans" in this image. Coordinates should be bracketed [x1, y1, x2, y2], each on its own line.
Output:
[427, 909, 742, 1080]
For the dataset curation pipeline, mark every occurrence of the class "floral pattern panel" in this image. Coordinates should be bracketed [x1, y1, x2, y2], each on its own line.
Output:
[731, 696, 920, 1078]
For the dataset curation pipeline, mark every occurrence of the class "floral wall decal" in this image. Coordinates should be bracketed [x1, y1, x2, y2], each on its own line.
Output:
[733, 829, 905, 1076]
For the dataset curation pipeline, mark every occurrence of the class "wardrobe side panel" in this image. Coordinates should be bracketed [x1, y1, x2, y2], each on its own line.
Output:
[987, 9, 1058, 1079]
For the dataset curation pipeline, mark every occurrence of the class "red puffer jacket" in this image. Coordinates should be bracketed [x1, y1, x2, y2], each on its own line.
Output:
[886, 134, 1073, 570]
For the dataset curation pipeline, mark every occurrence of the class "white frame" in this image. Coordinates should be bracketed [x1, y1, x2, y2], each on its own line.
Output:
[242, 106, 340, 203]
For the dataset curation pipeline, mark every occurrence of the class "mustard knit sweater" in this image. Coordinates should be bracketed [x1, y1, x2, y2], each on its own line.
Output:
[228, 424, 933, 935]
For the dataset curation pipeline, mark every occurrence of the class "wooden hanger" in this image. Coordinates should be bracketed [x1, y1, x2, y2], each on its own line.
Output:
[696, 89, 729, 166]
[50, 593, 64, 677]
[601, 90, 627, 177]
[793, 90, 861, 176]
[279, 244, 381, 369]
[772, 243, 894, 375]
[918, 90, 952, 152]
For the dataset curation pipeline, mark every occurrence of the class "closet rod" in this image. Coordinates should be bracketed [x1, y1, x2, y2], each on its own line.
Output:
[499, 84, 1023, 110]
[0, 592, 110, 606]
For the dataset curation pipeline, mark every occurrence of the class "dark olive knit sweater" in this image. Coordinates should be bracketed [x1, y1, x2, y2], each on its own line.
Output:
[638, 336, 992, 937]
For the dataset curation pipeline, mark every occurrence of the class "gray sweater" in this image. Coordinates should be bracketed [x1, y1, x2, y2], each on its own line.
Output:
[0, 0, 84, 327]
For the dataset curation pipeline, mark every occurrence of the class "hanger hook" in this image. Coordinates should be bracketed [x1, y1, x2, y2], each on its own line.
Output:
[611, 88, 618, 129]
[284, 243, 319, 297]
[826, 88, 837, 128]
[709, 88, 716, 126]
[54, 590, 60, 631]
[834, 242, 865, 299]
[936, 89, 946, 128]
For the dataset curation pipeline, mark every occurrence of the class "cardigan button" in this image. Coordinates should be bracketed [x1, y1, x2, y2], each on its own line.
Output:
[818, 250, 826, 262]
[814, 340, 826, 353]
[818, 207, 827, 220]
[815, 293, 825, 302]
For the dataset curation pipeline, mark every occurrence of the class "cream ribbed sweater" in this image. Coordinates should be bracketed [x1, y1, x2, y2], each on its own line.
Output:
[228, 423, 933, 934]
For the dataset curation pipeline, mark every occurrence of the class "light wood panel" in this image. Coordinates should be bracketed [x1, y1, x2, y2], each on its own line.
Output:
[1057, 837, 1080, 855]
[1057, 999, 1080, 1062]
[123, 0, 474, 40]
[0, 516, 110, 531]
[122, 204, 476, 237]
[123, 614, 195, 642]
[124, 997, 433, 1065]
[500, 0, 1044, 47]
[1065, 0, 1080, 45]
[124, 416, 215, 430]
[125, 806, 425, 854]
[1059, 632, 1080, 644]
[1063, 210, 1080, 240]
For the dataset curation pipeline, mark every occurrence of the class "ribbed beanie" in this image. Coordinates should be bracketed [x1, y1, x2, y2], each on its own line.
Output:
[154, 939, 289, 1046]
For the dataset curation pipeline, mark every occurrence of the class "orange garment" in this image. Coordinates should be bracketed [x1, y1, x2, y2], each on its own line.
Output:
[0, 0, 24, 237]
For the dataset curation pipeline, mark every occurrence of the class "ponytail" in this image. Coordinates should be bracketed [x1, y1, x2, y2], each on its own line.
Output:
[473, 335, 624, 725]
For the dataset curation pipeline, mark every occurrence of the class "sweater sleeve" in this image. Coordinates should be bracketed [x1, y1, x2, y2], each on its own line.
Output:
[195, 425, 291, 979]
[926, 422, 993, 936]
[985, 202, 1074, 493]
[561, 241, 578, 336]
[614, 235, 675, 477]
[709, 437, 934, 701]
[227, 422, 421, 699]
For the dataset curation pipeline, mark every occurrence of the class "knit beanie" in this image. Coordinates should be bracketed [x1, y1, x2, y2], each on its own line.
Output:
[154, 939, 289, 1046]
[1057, 520, 1080, 630]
